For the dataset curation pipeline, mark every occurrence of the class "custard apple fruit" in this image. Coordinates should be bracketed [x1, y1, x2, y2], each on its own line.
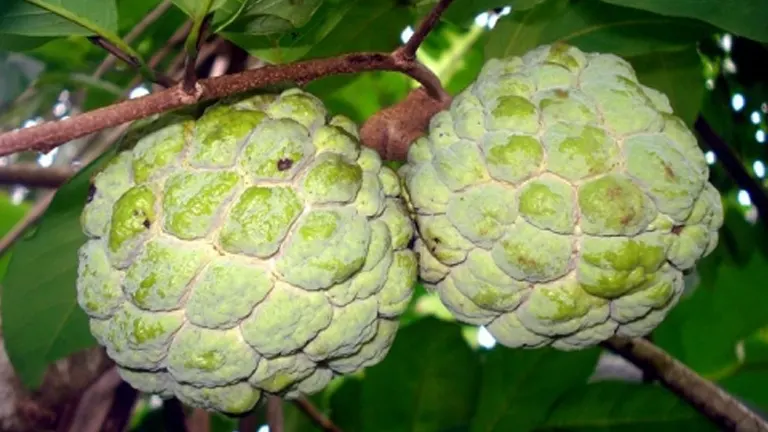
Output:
[76, 88, 417, 414]
[399, 44, 724, 350]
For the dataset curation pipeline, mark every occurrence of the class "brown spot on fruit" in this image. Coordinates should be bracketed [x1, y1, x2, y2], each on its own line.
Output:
[277, 158, 293, 171]
[143, 219, 151, 229]
[86, 184, 97, 203]
[672, 225, 684, 235]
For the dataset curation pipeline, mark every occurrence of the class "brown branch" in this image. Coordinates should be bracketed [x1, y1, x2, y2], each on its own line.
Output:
[397, 0, 455, 60]
[0, 163, 75, 188]
[237, 413, 259, 432]
[0, 52, 447, 157]
[97, 381, 139, 432]
[695, 117, 768, 225]
[266, 395, 284, 432]
[292, 397, 342, 432]
[603, 336, 768, 432]
[0, 0, 456, 157]
[92, 0, 174, 79]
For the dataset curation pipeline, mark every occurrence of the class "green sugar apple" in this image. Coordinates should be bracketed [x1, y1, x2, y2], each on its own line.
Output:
[76, 88, 417, 414]
[399, 44, 724, 350]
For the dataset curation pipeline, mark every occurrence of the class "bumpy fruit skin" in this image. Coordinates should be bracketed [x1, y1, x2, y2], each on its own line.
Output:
[76, 88, 417, 414]
[399, 44, 724, 350]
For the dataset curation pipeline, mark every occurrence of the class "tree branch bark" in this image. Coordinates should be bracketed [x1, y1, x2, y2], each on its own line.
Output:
[603, 336, 768, 432]
[0, 0, 454, 158]
[0, 164, 75, 188]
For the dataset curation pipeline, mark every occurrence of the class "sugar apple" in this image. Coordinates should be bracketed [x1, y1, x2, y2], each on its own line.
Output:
[76, 88, 417, 414]
[399, 44, 724, 350]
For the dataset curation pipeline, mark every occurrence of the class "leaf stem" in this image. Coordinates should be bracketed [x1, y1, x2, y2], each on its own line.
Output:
[603, 336, 768, 432]
[25, 0, 162, 86]
[183, 0, 216, 93]
[0, 163, 75, 188]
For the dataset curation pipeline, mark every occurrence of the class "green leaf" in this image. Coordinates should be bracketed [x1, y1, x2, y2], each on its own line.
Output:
[627, 46, 704, 126]
[599, 0, 768, 43]
[171, 0, 226, 19]
[330, 378, 364, 432]
[338, 317, 480, 431]
[1, 148, 118, 389]
[0, 192, 30, 284]
[654, 249, 768, 378]
[0, 52, 45, 109]
[213, 0, 323, 34]
[537, 381, 716, 431]
[470, 347, 601, 432]
[0, 0, 118, 37]
[720, 369, 768, 412]
[485, 0, 715, 59]
[305, 71, 411, 124]
[225, 0, 416, 64]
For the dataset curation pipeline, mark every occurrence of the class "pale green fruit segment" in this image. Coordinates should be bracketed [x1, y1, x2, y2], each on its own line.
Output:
[163, 170, 240, 239]
[76, 240, 124, 318]
[483, 133, 543, 184]
[189, 105, 266, 168]
[185, 259, 274, 328]
[107, 185, 156, 266]
[76, 88, 416, 414]
[167, 326, 260, 386]
[219, 186, 302, 257]
[240, 283, 333, 357]
[132, 119, 192, 182]
[124, 239, 208, 310]
[301, 153, 363, 204]
[81, 152, 134, 238]
[399, 44, 723, 351]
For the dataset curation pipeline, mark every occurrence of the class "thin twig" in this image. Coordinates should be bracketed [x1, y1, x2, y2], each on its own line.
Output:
[0, 163, 75, 188]
[87, 37, 175, 88]
[695, 117, 768, 225]
[397, 0, 455, 60]
[97, 380, 140, 432]
[292, 397, 342, 432]
[0, 53, 445, 157]
[603, 336, 768, 432]
[92, 0, 173, 79]
[266, 395, 284, 432]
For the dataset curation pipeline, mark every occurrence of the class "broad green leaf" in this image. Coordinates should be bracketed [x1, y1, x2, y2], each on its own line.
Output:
[485, 0, 715, 59]
[537, 381, 716, 431]
[470, 347, 601, 432]
[599, 0, 768, 43]
[330, 378, 364, 432]
[0, 192, 30, 284]
[0, 0, 118, 37]
[627, 46, 705, 126]
[225, 0, 416, 64]
[0, 34, 54, 51]
[346, 317, 481, 431]
[1, 148, 118, 389]
[418, 20, 488, 95]
[654, 247, 768, 378]
[0, 53, 45, 109]
[213, 0, 323, 34]
[171, 0, 226, 19]
[720, 370, 768, 412]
